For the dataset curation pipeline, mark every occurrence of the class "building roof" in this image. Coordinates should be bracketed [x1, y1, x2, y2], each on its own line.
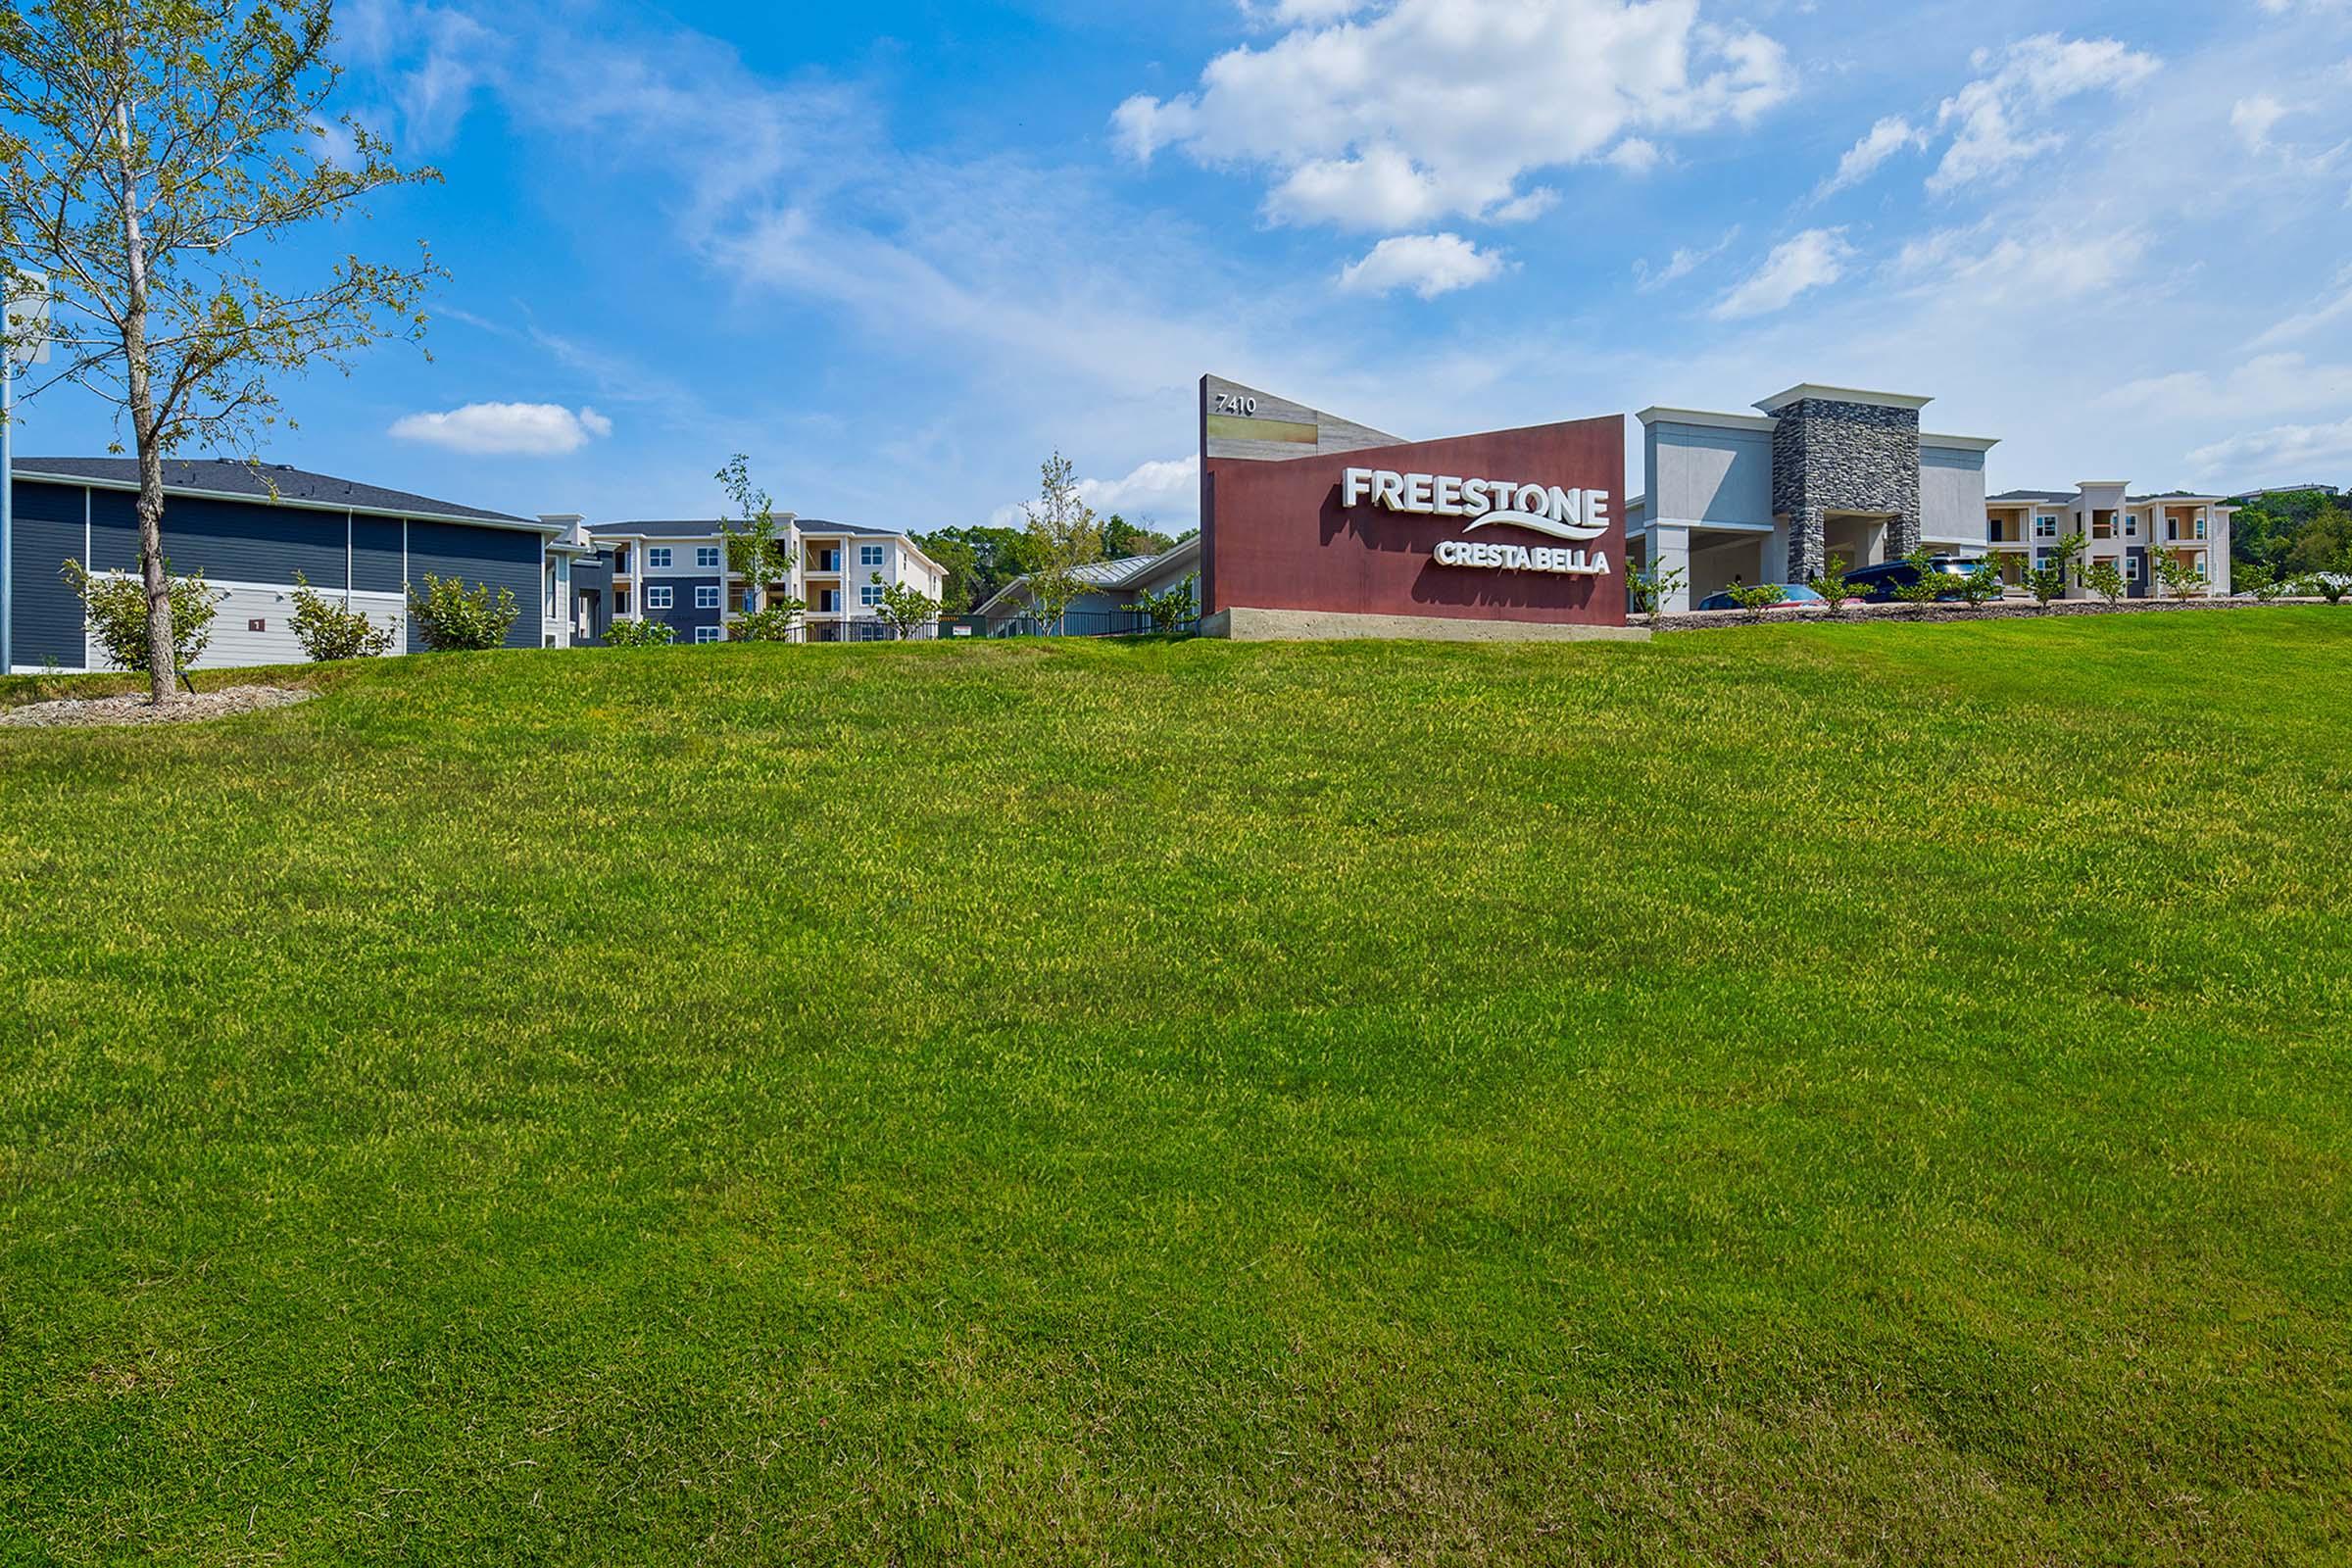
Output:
[1753, 384, 1933, 415]
[586, 516, 918, 541]
[972, 537, 1200, 617]
[2127, 491, 2224, 504]
[1988, 490, 2077, 504]
[13, 455, 530, 524]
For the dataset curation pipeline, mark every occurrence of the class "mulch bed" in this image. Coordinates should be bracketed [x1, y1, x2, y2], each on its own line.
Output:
[0, 686, 316, 729]
[1651, 597, 2338, 633]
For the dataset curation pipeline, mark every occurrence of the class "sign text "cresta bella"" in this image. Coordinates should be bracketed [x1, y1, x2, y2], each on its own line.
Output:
[1341, 466, 1614, 577]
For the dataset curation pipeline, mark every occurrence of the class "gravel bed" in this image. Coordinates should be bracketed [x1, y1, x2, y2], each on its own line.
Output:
[0, 685, 316, 729]
[1649, 597, 2337, 633]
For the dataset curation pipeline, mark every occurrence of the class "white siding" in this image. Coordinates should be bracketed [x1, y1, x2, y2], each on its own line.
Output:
[1648, 422, 1775, 525]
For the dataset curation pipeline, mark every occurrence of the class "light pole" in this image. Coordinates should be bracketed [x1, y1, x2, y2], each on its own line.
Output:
[2, 271, 53, 677]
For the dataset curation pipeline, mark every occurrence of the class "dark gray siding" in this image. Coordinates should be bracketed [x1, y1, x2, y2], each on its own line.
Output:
[353, 516, 404, 593]
[10, 479, 87, 666]
[644, 576, 721, 641]
[89, 486, 139, 572]
[405, 520, 543, 653]
[138, 493, 348, 589]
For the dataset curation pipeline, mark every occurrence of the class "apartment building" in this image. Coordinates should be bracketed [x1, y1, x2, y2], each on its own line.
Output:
[1984, 487, 2233, 599]
[587, 515, 948, 643]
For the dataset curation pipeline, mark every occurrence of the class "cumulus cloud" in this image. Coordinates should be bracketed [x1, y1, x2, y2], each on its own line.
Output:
[2101, 352, 2352, 420]
[388, 402, 614, 456]
[1113, 0, 1792, 229]
[1817, 116, 1929, 198]
[1338, 232, 1507, 299]
[2233, 93, 2290, 151]
[1711, 228, 1851, 319]
[987, 455, 1201, 529]
[2190, 413, 2352, 477]
[1930, 34, 2160, 193]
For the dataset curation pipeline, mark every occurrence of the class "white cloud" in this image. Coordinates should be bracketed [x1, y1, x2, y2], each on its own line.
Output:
[1338, 232, 1508, 299]
[1711, 228, 1851, 319]
[2100, 351, 2352, 420]
[2233, 93, 2290, 151]
[987, 455, 1201, 529]
[1817, 116, 1928, 198]
[2189, 413, 2352, 477]
[1113, 0, 1792, 229]
[1635, 225, 1740, 291]
[388, 402, 614, 456]
[2252, 270, 2352, 347]
[1931, 34, 2160, 193]
[1896, 224, 2149, 306]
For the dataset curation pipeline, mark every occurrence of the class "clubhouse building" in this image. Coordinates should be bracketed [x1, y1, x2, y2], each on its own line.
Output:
[1628, 386, 2233, 611]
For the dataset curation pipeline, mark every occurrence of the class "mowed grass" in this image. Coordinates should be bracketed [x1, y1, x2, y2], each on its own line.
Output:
[3, 612, 2349, 1565]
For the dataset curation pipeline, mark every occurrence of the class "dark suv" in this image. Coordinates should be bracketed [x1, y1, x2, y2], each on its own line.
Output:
[1844, 556, 1996, 603]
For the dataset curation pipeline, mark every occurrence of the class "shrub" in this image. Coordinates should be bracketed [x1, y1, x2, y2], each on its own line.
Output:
[2151, 549, 2207, 602]
[1630, 563, 1686, 626]
[726, 605, 802, 643]
[1888, 547, 1946, 610]
[288, 572, 396, 661]
[872, 573, 942, 640]
[61, 559, 220, 677]
[602, 616, 677, 648]
[2018, 533, 2080, 612]
[1807, 553, 1858, 613]
[2082, 560, 2127, 607]
[1725, 581, 1788, 623]
[1135, 575, 1198, 634]
[1954, 560, 2003, 608]
[2299, 569, 2349, 606]
[407, 572, 519, 652]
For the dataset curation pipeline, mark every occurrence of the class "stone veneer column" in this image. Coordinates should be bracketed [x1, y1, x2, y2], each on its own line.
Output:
[1891, 508, 1922, 558]
[1787, 507, 1827, 583]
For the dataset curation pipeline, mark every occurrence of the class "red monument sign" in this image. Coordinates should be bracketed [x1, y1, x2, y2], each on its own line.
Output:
[1198, 374, 1637, 640]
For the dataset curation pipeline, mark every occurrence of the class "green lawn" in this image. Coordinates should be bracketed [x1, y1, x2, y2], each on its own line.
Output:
[4, 612, 2349, 1565]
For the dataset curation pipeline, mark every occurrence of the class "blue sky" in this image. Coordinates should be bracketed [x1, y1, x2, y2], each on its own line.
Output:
[17, 0, 2352, 530]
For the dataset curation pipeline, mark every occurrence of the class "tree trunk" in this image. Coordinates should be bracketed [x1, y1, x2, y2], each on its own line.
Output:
[115, 92, 174, 705]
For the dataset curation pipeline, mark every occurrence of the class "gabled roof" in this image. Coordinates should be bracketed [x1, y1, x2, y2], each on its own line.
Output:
[13, 455, 529, 524]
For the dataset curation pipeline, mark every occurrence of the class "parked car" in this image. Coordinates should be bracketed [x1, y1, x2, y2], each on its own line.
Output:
[1844, 556, 1996, 603]
[1694, 582, 1827, 612]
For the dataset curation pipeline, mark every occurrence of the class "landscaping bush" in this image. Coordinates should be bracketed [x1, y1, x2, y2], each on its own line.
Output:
[2082, 560, 2128, 607]
[1725, 581, 1787, 623]
[2019, 531, 2083, 612]
[1630, 563, 1686, 627]
[60, 558, 220, 676]
[602, 616, 677, 648]
[289, 572, 396, 661]
[2152, 549, 2207, 602]
[407, 572, 519, 652]
[1807, 553, 1858, 613]
[725, 606, 801, 643]
[1954, 560, 2003, 608]
[1136, 575, 1198, 634]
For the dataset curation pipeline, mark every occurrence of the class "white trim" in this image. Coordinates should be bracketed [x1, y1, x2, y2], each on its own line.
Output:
[646, 584, 674, 610]
[1920, 432, 2000, 453]
[1644, 515, 1776, 535]
[693, 624, 721, 644]
[1637, 406, 1778, 433]
[12, 468, 554, 533]
[694, 583, 720, 610]
[1754, 384, 1933, 414]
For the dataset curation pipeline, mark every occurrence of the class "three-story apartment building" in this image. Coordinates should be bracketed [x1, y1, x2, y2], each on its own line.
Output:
[1984, 487, 2233, 599]
[588, 515, 948, 643]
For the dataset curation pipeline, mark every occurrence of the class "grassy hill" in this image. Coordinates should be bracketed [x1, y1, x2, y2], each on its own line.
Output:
[4, 612, 2349, 1564]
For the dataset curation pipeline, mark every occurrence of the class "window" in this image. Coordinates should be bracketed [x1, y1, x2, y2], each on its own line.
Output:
[858, 543, 885, 568]
[817, 588, 839, 613]
[694, 625, 722, 644]
[647, 585, 673, 610]
[615, 589, 631, 615]
[859, 582, 883, 608]
[2034, 515, 2058, 538]
[2126, 555, 2143, 582]
[695, 584, 720, 610]
[2123, 514, 2138, 537]
[696, 546, 721, 569]
[815, 549, 839, 572]
[648, 547, 673, 568]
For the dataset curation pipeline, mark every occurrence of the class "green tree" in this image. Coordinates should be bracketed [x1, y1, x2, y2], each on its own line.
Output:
[919, 531, 980, 617]
[2151, 547, 2207, 602]
[714, 454, 805, 641]
[61, 555, 216, 677]
[0, 0, 440, 704]
[2019, 531, 2084, 611]
[1135, 574, 1197, 633]
[1953, 559, 2003, 608]
[914, 524, 1040, 613]
[2284, 503, 2352, 577]
[1102, 513, 1175, 561]
[2081, 559, 2127, 607]
[1021, 451, 1104, 635]
[871, 572, 940, 639]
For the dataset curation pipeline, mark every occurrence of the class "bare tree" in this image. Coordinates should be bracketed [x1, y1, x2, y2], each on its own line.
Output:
[0, 0, 441, 702]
